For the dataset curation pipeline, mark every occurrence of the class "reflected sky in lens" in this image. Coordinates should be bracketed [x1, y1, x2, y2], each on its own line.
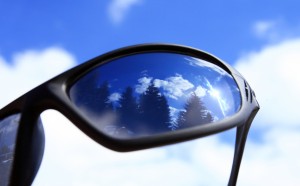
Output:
[70, 53, 241, 137]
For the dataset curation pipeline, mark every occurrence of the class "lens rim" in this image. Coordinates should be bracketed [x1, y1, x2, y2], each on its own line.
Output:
[51, 43, 259, 151]
[68, 50, 242, 139]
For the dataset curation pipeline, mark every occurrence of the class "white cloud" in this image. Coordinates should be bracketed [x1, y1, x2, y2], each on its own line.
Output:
[0, 47, 75, 108]
[34, 110, 234, 186]
[109, 92, 121, 102]
[235, 38, 300, 127]
[235, 38, 300, 185]
[3, 40, 300, 185]
[108, 0, 141, 25]
[194, 86, 207, 97]
[135, 76, 152, 94]
[154, 74, 194, 99]
[238, 127, 300, 186]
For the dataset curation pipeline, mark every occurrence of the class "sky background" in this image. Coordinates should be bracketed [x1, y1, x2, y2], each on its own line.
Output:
[1, 0, 300, 185]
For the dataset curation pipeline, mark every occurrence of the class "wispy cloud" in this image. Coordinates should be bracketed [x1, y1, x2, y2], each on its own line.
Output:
[252, 19, 298, 42]
[108, 0, 141, 25]
[186, 57, 229, 76]
[253, 20, 277, 37]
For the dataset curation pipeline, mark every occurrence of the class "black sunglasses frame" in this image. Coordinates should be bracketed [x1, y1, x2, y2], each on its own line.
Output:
[0, 43, 259, 186]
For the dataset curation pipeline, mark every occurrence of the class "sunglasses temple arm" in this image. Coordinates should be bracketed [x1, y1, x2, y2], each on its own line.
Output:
[228, 110, 258, 186]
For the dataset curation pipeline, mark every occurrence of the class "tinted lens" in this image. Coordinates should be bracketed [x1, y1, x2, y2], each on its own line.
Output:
[69, 53, 241, 138]
[0, 114, 20, 186]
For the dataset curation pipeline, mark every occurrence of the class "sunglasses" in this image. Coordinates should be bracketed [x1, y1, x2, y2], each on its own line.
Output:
[0, 44, 259, 186]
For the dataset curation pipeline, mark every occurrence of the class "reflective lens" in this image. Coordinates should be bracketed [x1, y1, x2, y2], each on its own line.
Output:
[0, 114, 20, 186]
[69, 53, 241, 138]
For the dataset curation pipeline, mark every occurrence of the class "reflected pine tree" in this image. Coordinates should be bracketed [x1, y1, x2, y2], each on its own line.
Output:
[177, 92, 213, 129]
[138, 84, 171, 134]
[94, 81, 113, 113]
[73, 72, 113, 115]
[72, 76, 175, 135]
[117, 87, 139, 132]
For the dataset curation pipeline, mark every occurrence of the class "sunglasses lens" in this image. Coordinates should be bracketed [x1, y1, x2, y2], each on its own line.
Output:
[69, 52, 241, 138]
[0, 114, 21, 185]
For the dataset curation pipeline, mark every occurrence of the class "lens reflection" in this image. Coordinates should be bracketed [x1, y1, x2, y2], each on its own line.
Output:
[69, 53, 241, 138]
[0, 114, 20, 186]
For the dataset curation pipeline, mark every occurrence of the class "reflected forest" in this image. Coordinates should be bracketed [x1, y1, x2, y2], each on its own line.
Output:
[71, 79, 213, 137]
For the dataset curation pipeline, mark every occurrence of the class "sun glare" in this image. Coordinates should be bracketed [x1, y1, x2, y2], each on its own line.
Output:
[210, 89, 220, 99]
[210, 88, 226, 117]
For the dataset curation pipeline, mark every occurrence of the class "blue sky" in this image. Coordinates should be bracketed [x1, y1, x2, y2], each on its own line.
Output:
[1, 0, 300, 63]
[1, 0, 300, 185]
